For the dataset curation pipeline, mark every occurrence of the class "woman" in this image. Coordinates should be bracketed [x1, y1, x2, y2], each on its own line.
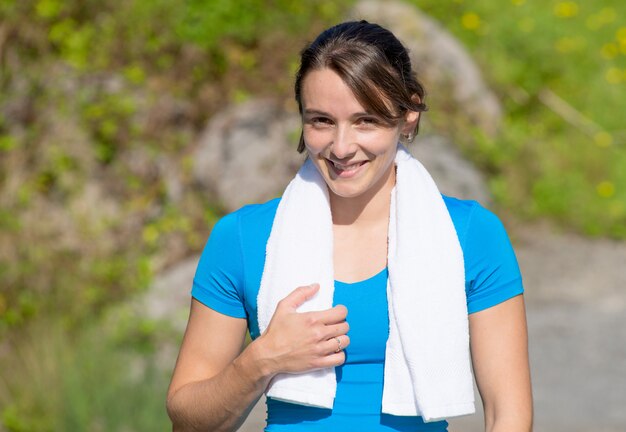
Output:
[167, 21, 532, 431]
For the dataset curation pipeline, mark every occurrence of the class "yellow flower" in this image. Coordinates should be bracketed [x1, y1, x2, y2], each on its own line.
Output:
[142, 225, 160, 246]
[616, 27, 626, 44]
[585, 17, 600, 31]
[594, 131, 613, 148]
[596, 181, 615, 198]
[601, 43, 618, 59]
[554, 2, 579, 18]
[554, 36, 586, 53]
[518, 17, 534, 33]
[600, 7, 617, 22]
[586, 7, 616, 30]
[461, 12, 481, 31]
[605, 67, 622, 84]
[511, 0, 526, 5]
[608, 199, 625, 218]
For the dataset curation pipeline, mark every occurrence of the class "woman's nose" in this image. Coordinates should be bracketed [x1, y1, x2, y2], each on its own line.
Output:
[330, 125, 356, 159]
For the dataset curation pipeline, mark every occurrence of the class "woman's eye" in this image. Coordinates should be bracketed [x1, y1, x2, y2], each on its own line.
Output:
[358, 117, 379, 126]
[310, 117, 332, 127]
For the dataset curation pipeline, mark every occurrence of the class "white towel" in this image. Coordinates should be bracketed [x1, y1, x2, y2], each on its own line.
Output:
[257, 144, 475, 422]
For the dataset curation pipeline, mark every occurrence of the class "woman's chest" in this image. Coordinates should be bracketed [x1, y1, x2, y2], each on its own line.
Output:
[332, 222, 389, 283]
[333, 269, 390, 364]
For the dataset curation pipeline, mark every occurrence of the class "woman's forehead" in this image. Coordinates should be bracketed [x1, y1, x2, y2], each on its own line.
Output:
[300, 68, 366, 114]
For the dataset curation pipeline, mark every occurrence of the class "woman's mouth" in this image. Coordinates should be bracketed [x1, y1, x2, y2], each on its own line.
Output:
[326, 159, 368, 178]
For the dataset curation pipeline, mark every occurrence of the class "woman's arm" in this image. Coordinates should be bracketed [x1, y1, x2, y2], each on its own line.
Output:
[469, 294, 533, 432]
[166, 284, 350, 432]
[166, 299, 263, 432]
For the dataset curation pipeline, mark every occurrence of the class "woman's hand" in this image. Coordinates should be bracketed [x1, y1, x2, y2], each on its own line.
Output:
[253, 284, 350, 376]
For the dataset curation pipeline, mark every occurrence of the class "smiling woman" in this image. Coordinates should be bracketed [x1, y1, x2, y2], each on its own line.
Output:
[301, 68, 416, 200]
[167, 20, 532, 432]
[294, 21, 428, 154]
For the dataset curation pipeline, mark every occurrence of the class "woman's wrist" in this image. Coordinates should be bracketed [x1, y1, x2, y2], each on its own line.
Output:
[233, 336, 277, 388]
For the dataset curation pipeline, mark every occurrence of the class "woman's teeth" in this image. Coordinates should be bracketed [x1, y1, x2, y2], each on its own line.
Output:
[332, 161, 364, 171]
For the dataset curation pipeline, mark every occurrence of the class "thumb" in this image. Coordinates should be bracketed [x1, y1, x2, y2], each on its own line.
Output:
[280, 284, 320, 311]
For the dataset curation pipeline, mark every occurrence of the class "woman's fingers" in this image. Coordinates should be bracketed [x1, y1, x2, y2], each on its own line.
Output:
[305, 304, 348, 325]
[314, 351, 347, 369]
[324, 334, 350, 355]
[312, 336, 350, 368]
[276, 285, 348, 325]
[323, 321, 349, 340]
[276, 284, 320, 312]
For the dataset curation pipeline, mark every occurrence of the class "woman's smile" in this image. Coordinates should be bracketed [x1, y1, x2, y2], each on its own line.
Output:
[325, 159, 369, 178]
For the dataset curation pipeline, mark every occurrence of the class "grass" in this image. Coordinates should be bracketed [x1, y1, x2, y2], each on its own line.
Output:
[0, 315, 174, 432]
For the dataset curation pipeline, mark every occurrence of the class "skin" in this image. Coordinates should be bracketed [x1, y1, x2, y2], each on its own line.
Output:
[166, 68, 533, 431]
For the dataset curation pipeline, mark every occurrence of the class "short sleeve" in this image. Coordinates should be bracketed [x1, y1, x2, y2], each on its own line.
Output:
[191, 212, 247, 319]
[464, 204, 524, 314]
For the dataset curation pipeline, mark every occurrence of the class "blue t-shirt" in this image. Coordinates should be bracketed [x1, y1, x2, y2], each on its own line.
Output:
[191, 196, 524, 431]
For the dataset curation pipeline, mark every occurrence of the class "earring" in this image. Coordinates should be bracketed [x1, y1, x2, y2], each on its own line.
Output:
[405, 132, 414, 143]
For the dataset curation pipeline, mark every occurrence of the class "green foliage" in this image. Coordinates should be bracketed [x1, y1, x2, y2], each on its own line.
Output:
[411, 0, 626, 236]
[177, 0, 341, 50]
[0, 318, 172, 431]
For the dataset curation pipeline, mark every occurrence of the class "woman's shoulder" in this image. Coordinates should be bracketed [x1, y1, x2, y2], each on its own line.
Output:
[235, 197, 281, 217]
[442, 196, 524, 312]
[441, 195, 508, 247]
[218, 197, 280, 224]
[441, 194, 480, 216]
[211, 197, 281, 241]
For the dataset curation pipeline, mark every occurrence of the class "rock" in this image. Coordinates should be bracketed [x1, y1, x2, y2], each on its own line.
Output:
[192, 99, 303, 212]
[139, 255, 199, 332]
[408, 134, 491, 204]
[349, 0, 503, 137]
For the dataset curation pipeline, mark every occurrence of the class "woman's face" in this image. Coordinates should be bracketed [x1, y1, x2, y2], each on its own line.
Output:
[300, 68, 418, 200]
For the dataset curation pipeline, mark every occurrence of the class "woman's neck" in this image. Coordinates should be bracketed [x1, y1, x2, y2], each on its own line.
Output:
[330, 165, 396, 227]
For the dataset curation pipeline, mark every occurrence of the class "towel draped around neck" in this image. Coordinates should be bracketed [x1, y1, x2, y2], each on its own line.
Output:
[257, 144, 475, 422]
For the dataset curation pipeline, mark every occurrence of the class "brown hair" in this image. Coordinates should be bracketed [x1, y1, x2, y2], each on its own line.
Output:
[294, 20, 428, 153]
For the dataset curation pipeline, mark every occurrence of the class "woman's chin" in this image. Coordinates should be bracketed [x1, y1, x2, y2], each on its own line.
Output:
[325, 180, 370, 199]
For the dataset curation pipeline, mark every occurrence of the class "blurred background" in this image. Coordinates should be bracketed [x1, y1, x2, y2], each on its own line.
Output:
[0, 0, 625, 431]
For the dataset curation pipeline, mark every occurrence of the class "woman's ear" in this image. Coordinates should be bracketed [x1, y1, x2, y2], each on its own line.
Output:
[402, 110, 420, 135]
